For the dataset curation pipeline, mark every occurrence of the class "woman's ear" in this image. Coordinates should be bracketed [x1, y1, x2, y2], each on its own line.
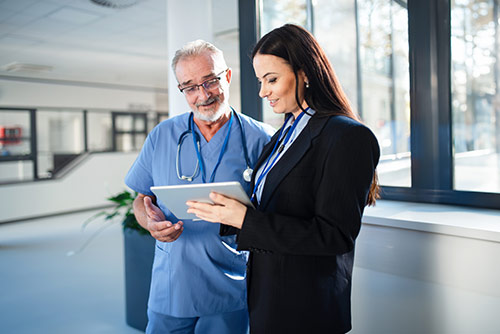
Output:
[298, 69, 309, 87]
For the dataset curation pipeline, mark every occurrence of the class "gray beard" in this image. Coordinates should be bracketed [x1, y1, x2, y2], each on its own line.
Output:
[193, 99, 229, 122]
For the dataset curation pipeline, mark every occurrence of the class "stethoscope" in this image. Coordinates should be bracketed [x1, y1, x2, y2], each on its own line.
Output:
[176, 108, 253, 183]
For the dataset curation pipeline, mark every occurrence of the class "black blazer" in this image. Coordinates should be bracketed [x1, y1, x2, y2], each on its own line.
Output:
[234, 114, 380, 334]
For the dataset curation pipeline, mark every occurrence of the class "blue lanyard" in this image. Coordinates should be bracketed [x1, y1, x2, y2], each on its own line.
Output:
[190, 111, 234, 183]
[250, 110, 307, 203]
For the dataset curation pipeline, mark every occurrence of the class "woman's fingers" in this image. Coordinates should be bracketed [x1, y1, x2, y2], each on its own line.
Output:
[186, 201, 220, 223]
[209, 192, 240, 206]
[186, 193, 246, 229]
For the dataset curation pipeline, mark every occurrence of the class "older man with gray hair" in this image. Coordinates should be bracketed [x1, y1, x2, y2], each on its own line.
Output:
[125, 40, 274, 333]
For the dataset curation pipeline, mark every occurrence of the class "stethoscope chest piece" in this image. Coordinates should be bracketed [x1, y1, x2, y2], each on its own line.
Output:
[243, 167, 253, 183]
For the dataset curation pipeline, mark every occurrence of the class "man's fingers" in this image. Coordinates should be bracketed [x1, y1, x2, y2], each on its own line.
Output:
[144, 196, 164, 221]
[144, 195, 153, 207]
[149, 220, 170, 231]
[166, 227, 183, 241]
[144, 197, 156, 216]
[152, 223, 184, 242]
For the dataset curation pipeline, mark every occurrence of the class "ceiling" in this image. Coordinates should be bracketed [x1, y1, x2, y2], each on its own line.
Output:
[0, 0, 169, 89]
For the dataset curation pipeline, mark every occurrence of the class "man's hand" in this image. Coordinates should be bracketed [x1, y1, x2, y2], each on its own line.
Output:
[144, 196, 184, 242]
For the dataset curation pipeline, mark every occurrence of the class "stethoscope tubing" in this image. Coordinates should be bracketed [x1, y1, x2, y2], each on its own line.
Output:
[176, 108, 252, 183]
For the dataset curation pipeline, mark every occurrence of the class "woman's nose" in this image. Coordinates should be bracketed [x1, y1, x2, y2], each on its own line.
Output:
[259, 84, 268, 98]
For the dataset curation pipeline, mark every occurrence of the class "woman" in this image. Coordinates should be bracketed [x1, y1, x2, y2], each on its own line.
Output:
[187, 24, 380, 333]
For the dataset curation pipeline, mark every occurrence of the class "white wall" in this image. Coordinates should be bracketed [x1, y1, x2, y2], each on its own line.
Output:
[166, 0, 241, 117]
[0, 79, 166, 110]
[166, 0, 213, 117]
[0, 152, 137, 223]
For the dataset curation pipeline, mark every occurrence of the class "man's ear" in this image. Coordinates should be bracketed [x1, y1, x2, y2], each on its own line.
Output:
[225, 68, 232, 84]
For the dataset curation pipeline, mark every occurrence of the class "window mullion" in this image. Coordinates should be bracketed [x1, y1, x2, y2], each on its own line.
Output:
[238, 0, 262, 121]
[408, 0, 452, 193]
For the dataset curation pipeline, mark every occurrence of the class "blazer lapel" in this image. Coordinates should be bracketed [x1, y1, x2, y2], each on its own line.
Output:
[258, 115, 330, 210]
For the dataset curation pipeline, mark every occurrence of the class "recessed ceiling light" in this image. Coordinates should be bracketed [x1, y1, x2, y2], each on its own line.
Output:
[89, 0, 142, 9]
[1, 62, 53, 73]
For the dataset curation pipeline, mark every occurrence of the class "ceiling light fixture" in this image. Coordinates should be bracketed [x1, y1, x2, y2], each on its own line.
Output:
[89, 0, 142, 9]
[1, 62, 53, 73]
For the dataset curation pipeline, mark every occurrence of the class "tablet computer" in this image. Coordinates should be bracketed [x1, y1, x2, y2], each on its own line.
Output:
[150, 181, 254, 220]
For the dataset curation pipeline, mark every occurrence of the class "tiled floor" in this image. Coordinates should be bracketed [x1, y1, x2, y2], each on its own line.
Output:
[2, 210, 500, 334]
[0, 210, 143, 334]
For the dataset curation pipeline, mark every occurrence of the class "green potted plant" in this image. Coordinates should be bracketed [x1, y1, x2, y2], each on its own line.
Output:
[80, 190, 148, 234]
[76, 189, 155, 332]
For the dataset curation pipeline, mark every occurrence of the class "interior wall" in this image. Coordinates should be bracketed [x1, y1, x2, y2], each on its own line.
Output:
[0, 79, 166, 111]
[351, 221, 500, 333]
[0, 152, 137, 223]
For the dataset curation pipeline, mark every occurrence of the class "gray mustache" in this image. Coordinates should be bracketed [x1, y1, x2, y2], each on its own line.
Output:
[196, 97, 218, 107]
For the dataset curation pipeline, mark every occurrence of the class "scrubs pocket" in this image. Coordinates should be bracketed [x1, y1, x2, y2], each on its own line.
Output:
[149, 243, 172, 314]
[156, 240, 172, 254]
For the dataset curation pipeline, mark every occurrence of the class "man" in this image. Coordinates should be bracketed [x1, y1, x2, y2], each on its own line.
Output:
[125, 40, 273, 334]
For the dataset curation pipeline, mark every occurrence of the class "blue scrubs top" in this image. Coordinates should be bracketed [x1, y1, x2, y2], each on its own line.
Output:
[125, 111, 273, 317]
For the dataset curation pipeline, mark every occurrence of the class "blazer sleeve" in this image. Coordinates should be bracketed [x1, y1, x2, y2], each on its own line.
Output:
[237, 125, 380, 256]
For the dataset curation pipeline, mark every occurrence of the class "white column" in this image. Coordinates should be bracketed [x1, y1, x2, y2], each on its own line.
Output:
[167, 0, 213, 117]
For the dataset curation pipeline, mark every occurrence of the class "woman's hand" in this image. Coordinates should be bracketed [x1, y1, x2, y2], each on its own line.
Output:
[186, 192, 247, 229]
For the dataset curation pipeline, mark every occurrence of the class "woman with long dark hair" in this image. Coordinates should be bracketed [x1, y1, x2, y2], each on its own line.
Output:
[188, 24, 380, 333]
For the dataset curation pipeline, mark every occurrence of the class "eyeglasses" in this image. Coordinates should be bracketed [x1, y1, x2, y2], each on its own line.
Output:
[179, 69, 228, 96]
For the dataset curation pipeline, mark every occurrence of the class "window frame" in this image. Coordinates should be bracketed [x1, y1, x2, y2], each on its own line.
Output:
[0, 108, 161, 185]
[0, 107, 38, 180]
[111, 111, 148, 152]
[238, 0, 500, 210]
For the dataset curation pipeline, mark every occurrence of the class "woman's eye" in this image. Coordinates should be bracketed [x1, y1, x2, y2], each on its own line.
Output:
[268, 78, 277, 83]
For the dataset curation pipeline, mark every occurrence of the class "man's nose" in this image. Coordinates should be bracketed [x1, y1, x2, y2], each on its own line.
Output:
[197, 85, 211, 98]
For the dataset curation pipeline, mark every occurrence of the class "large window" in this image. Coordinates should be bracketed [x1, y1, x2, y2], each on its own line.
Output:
[259, 0, 411, 187]
[240, 0, 500, 209]
[451, 0, 500, 193]
[261, 0, 309, 128]
[316, 0, 411, 187]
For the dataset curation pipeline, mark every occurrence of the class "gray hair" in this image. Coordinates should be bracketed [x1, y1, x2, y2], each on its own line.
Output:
[171, 40, 227, 72]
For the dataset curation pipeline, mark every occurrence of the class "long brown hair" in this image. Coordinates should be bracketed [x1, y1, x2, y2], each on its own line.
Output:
[252, 24, 379, 205]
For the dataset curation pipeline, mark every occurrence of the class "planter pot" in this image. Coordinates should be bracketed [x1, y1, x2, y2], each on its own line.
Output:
[123, 229, 155, 332]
